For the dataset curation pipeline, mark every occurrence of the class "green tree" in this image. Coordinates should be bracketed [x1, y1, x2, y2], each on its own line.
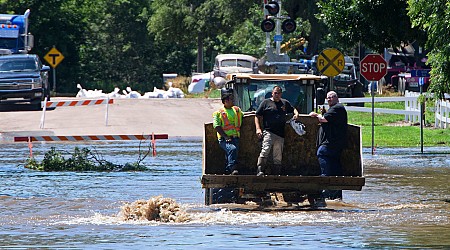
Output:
[148, 0, 259, 73]
[214, 3, 265, 57]
[318, 0, 424, 53]
[79, 0, 159, 92]
[408, 0, 450, 99]
[283, 0, 327, 55]
[0, 0, 86, 93]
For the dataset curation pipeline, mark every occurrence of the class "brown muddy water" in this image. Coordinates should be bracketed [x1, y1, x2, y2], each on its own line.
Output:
[0, 138, 449, 249]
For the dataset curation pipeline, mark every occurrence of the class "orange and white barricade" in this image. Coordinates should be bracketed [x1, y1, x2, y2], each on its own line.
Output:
[40, 98, 114, 129]
[14, 134, 168, 142]
[14, 133, 169, 157]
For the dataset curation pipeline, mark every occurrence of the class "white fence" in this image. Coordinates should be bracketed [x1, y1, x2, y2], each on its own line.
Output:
[435, 99, 450, 128]
[332, 91, 450, 128]
[336, 91, 421, 123]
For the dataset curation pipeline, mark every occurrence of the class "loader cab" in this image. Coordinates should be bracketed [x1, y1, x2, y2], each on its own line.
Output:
[224, 73, 323, 114]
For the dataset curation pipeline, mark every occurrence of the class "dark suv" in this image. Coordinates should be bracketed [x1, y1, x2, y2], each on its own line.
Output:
[0, 54, 50, 108]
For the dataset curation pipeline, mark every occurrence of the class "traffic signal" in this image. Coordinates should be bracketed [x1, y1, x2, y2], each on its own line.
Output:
[265, 1, 280, 16]
[282, 19, 296, 33]
[261, 19, 275, 32]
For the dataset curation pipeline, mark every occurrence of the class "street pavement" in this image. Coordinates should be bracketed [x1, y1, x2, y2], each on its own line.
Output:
[0, 98, 223, 142]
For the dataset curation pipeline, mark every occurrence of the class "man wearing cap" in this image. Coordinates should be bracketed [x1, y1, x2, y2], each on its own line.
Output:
[213, 90, 244, 175]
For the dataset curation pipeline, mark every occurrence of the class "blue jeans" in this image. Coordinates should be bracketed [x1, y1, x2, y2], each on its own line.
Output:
[317, 145, 343, 200]
[218, 137, 239, 174]
[317, 145, 343, 176]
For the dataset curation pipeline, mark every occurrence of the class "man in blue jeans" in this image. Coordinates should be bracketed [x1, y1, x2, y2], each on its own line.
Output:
[310, 91, 348, 201]
[213, 90, 244, 175]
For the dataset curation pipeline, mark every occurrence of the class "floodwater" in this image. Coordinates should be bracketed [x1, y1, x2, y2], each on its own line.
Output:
[0, 138, 449, 249]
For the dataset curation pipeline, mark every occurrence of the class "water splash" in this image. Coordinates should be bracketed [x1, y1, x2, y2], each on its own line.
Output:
[118, 195, 190, 222]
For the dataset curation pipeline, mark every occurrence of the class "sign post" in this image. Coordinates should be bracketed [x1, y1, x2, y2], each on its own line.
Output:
[419, 77, 425, 153]
[44, 46, 65, 93]
[360, 54, 387, 155]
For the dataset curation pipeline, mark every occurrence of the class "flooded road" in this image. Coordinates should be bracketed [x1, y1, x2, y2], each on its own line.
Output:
[1, 139, 449, 249]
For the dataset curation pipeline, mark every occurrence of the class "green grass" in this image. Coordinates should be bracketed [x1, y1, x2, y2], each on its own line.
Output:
[185, 90, 449, 147]
[348, 101, 450, 147]
[184, 89, 221, 99]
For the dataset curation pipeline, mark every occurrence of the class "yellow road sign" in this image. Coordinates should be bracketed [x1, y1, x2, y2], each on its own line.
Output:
[44, 47, 64, 68]
[317, 48, 345, 77]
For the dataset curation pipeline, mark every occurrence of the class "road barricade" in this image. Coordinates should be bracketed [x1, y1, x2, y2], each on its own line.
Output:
[40, 98, 114, 129]
[44, 99, 113, 108]
[14, 133, 169, 157]
[14, 134, 168, 142]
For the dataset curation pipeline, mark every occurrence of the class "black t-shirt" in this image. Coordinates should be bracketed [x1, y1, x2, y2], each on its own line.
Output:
[317, 103, 348, 150]
[256, 98, 294, 138]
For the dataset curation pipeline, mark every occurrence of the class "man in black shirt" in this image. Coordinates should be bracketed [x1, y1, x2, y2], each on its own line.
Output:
[309, 91, 348, 203]
[255, 86, 298, 176]
[309, 91, 348, 176]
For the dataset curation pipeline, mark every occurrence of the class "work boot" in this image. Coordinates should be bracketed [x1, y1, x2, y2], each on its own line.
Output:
[230, 164, 239, 175]
[256, 166, 264, 176]
[256, 157, 266, 176]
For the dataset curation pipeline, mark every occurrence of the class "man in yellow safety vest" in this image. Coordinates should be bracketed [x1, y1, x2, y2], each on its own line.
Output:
[212, 90, 244, 175]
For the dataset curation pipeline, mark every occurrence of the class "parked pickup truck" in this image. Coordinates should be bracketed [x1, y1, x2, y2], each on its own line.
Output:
[0, 54, 50, 108]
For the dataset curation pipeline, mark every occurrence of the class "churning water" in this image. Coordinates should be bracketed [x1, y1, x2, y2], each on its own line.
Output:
[1, 138, 449, 249]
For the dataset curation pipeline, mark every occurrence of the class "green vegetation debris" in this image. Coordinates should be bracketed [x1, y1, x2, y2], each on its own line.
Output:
[24, 147, 148, 172]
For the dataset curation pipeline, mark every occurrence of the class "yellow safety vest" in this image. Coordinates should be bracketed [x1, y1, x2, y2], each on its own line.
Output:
[218, 106, 241, 138]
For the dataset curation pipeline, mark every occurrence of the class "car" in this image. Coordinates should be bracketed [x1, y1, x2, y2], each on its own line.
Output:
[213, 54, 259, 78]
[0, 54, 50, 108]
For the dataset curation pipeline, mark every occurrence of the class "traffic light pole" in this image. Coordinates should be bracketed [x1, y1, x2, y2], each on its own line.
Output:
[264, 0, 271, 53]
[262, 0, 296, 56]
[275, 0, 281, 55]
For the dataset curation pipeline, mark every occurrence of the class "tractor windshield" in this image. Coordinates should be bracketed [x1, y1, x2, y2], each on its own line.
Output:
[234, 79, 308, 113]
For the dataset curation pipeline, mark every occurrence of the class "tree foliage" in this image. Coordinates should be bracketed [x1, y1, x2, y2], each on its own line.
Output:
[148, 0, 259, 72]
[318, 0, 424, 53]
[282, 0, 326, 55]
[1, 0, 448, 98]
[79, 0, 161, 92]
[408, 0, 450, 99]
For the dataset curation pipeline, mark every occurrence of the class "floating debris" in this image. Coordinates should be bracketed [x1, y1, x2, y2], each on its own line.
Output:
[119, 196, 190, 222]
[24, 147, 148, 172]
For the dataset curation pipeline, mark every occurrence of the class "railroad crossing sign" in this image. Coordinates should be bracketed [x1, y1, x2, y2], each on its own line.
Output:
[360, 54, 387, 81]
[44, 47, 64, 68]
[317, 48, 345, 77]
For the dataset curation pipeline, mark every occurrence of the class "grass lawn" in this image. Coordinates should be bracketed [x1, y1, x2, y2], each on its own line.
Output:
[348, 100, 450, 147]
[187, 89, 449, 148]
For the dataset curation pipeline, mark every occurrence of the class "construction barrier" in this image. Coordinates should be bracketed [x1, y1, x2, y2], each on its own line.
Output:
[14, 134, 168, 142]
[44, 98, 114, 108]
[40, 98, 113, 129]
[15, 133, 168, 157]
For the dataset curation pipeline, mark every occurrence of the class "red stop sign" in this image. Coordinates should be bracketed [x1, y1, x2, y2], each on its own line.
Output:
[360, 54, 387, 81]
